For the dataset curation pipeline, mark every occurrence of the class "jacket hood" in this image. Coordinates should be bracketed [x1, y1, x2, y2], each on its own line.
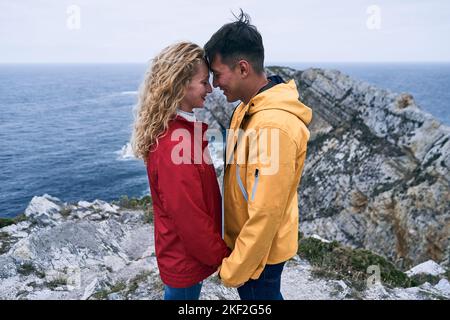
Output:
[247, 79, 312, 126]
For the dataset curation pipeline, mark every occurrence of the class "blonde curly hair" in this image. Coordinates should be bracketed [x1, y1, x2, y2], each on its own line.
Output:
[131, 42, 205, 162]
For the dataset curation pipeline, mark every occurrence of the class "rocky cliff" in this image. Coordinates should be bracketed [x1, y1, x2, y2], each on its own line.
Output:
[1, 195, 449, 300]
[196, 66, 450, 269]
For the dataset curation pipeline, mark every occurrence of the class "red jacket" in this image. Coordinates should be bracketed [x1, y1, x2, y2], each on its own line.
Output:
[146, 116, 230, 288]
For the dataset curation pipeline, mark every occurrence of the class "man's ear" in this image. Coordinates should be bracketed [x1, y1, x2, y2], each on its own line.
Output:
[237, 60, 251, 78]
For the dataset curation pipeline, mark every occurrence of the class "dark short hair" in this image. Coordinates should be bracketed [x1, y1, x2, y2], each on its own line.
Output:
[204, 10, 265, 74]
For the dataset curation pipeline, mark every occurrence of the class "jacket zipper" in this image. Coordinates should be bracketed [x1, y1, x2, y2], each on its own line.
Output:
[251, 169, 259, 202]
[222, 104, 241, 239]
[236, 165, 249, 202]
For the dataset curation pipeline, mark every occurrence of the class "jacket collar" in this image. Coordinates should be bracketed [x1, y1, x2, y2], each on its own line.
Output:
[173, 114, 209, 133]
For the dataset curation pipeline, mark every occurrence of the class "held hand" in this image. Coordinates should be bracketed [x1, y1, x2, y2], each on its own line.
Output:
[214, 265, 244, 288]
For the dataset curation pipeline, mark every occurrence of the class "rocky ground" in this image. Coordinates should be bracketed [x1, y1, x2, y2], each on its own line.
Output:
[1, 195, 448, 300]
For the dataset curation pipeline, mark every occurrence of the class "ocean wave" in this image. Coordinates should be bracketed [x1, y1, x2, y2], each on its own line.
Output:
[140, 189, 151, 197]
[120, 91, 138, 95]
[115, 142, 137, 161]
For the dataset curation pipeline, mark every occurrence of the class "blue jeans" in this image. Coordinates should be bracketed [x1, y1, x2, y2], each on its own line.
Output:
[237, 262, 285, 300]
[164, 282, 202, 300]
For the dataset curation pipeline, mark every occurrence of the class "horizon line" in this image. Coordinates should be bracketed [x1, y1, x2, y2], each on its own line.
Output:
[1, 61, 450, 65]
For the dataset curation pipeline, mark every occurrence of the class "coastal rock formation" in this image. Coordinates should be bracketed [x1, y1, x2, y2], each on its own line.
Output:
[1, 195, 449, 300]
[196, 66, 450, 268]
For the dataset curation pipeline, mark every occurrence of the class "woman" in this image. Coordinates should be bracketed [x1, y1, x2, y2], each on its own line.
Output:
[131, 42, 230, 300]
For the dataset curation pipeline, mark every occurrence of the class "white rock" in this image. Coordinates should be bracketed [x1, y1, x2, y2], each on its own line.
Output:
[335, 153, 345, 160]
[434, 279, 450, 296]
[406, 260, 446, 277]
[336, 280, 348, 289]
[82, 278, 98, 300]
[25, 195, 61, 217]
[1, 221, 31, 235]
[363, 282, 389, 300]
[92, 200, 118, 214]
[311, 234, 331, 243]
[104, 255, 126, 272]
[11, 241, 34, 260]
[23, 195, 64, 227]
[78, 201, 92, 208]
[89, 214, 103, 221]
[333, 280, 350, 299]
[12, 231, 29, 238]
[108, 292, 124, 300]
[74, 211, 91, 220]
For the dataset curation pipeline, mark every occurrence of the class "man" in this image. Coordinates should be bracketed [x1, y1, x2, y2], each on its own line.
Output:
[205, 11, 312, 300]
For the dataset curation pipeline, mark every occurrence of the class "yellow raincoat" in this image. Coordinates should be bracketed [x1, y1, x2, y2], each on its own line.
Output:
[220, 79, 312, 287]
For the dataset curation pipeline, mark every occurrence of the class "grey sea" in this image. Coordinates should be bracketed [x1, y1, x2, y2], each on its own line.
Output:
[1, 63, 449, 218]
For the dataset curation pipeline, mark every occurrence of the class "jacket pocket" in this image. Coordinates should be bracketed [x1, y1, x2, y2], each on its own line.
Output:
[250, 168, 259, 202]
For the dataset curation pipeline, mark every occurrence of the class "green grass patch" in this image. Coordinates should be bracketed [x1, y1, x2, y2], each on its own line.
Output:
[409, 273, 441, 286]
[59, 207, 72, 218]
[0, 214, 27, 228]
[17, 262, 45, 278]
[110, 281, 127, 292]
[298, 236, 412, 288]
[46, 277, 68, 289]
[17, 262, 37, 276]
[0, 232, 12, 254]
[92, 290, 109, 300]
[113, 195, 153, 224]
[127, 271, 153, 295]
[92, 281, 127, 300]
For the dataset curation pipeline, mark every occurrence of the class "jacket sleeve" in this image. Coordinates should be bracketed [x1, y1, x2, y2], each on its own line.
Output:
[153, 145, 230, 267]
[220, 127, 301, 287]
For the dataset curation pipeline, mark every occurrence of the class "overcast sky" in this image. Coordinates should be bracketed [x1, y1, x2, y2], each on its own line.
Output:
[1, 0, 449, 63]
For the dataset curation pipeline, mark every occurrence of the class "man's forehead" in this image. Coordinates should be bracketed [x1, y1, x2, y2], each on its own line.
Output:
[210, 55, 227, 72]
